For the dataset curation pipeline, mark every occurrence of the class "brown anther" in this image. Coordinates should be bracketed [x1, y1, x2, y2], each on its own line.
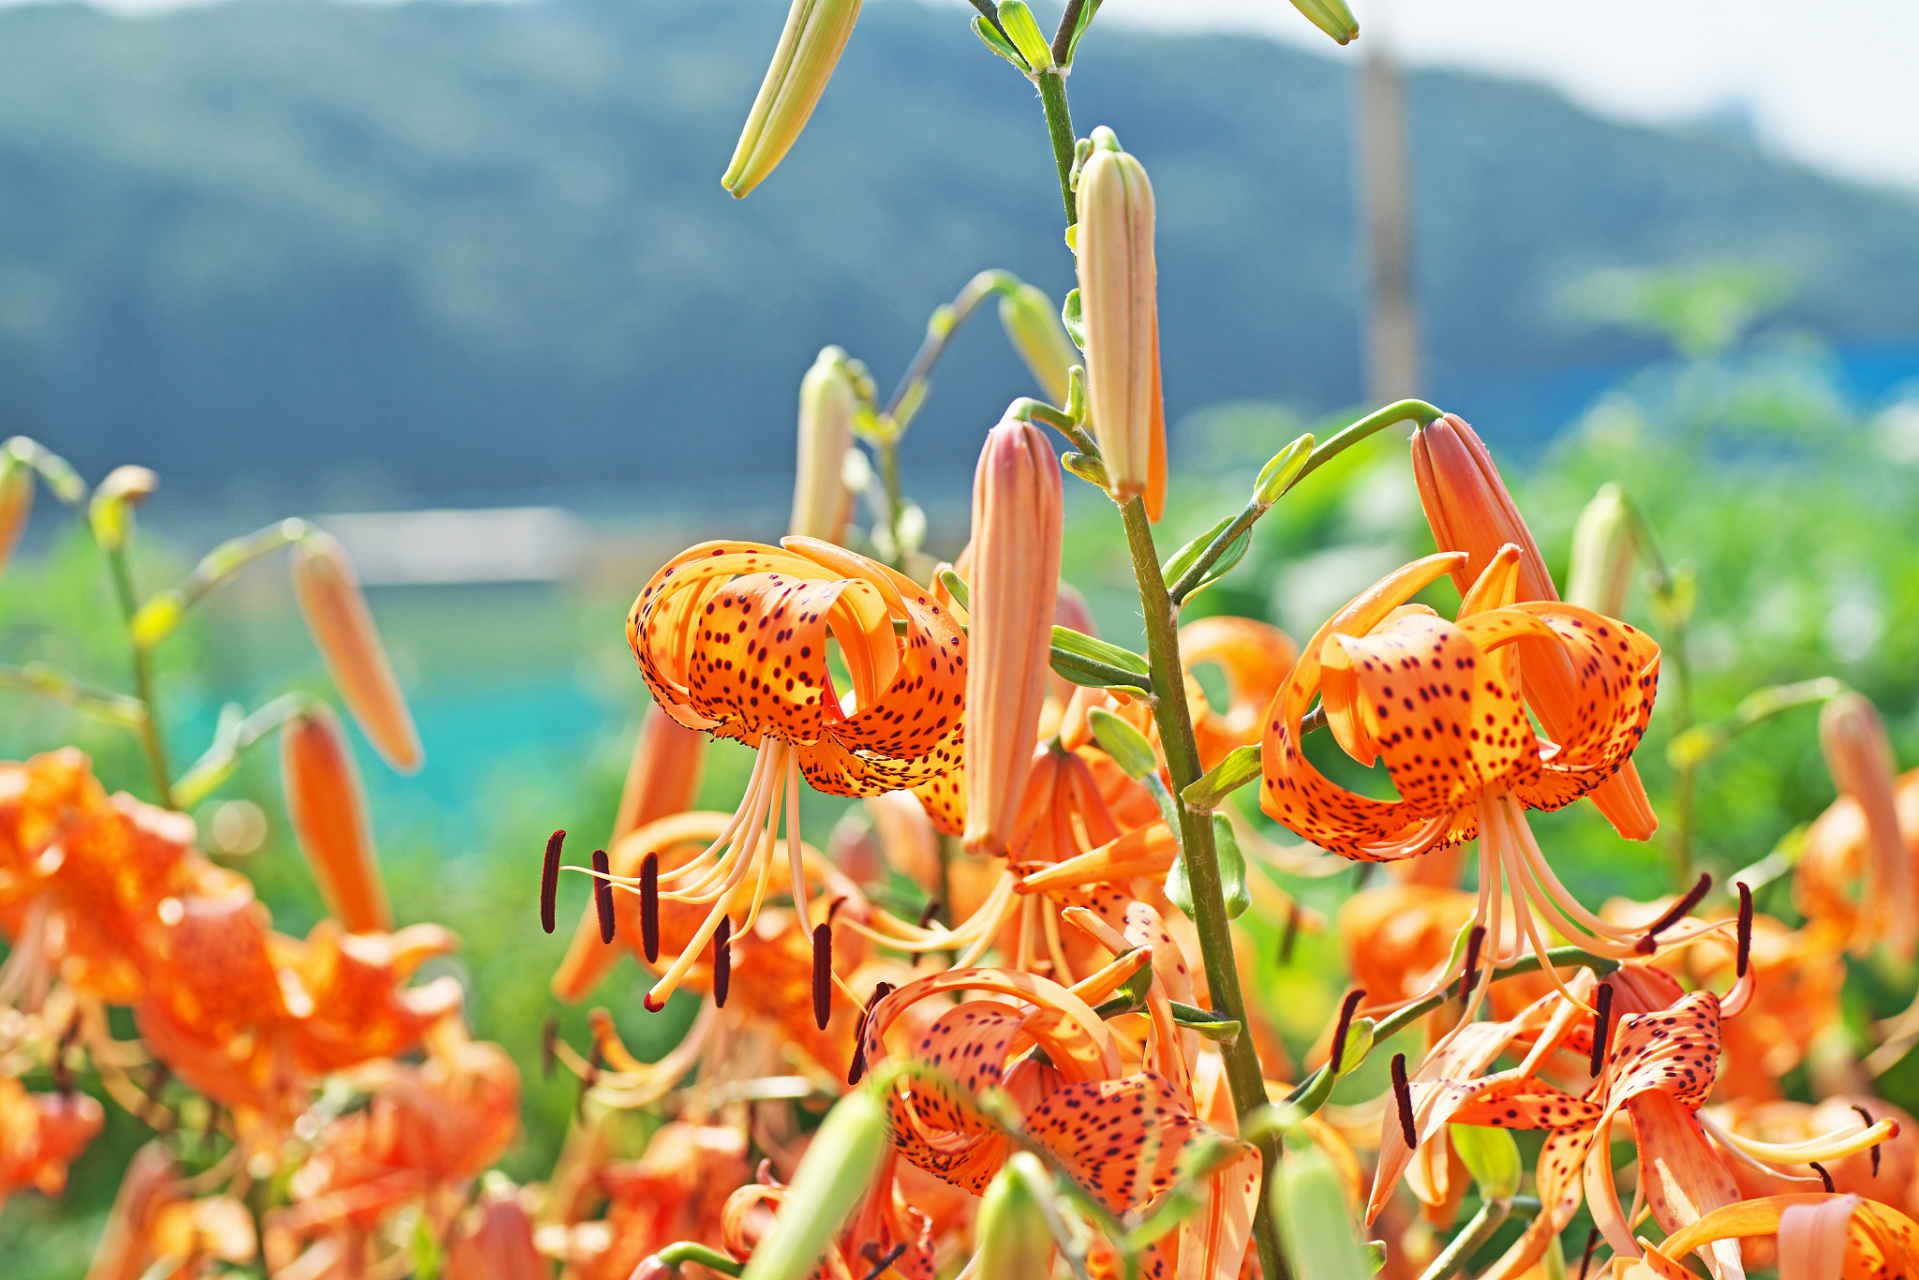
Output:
[641, 852, 660, 962]
[577, 1040, 604, 1117]
[1811, 1160, 1835, 1192]
[861, 1243, 908, 1280]
[714, 916, 732, 1007]
[1391, 1052, 1417, 1149]
[540, 829, 564, 934]
[592, 848, 615, 944]
[1854, 1104, 1880, 1176]
[827, 896, 848, 925]
[1637, 872, 1711, 953]
[1737, 881, 1754, 978]
[917, 899, 942, 929]
[1329, 989, 1366, 1075]
[848, 981, 894, 1087]
[1458, 924, 1486, 1002]
[1279, 900, 1300, 965]
[540, 1015, 560, 1081]
[1589, 981, 1614, 1077]
[812, 922, 833, 1030]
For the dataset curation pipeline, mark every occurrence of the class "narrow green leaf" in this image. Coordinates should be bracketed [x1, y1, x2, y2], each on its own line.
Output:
[1213, 813, 1251, 920]
[1182, 745, 1262, 812]
[971, 15, 1032, 72]
[1087, 707, 1157, 779]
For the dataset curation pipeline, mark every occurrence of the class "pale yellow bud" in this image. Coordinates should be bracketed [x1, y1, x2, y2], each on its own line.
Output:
[291, 531, 423, 773]
[722, 0, 864, 198]
[974, 1153, 1057, 1279]
[0, 458, 30, 583]
[1075, 128, 1165, 519]
[1565, 483, 1639, 617]
[790, 347, 860, 543]
[1820, 691, 1915, 956]
[963, 417, 1062, 855]
[281, 705, 391, 934]
[1289, 0, 1358, 45]
[88, 464, 159, 552]
[999, 282, 1079, 406]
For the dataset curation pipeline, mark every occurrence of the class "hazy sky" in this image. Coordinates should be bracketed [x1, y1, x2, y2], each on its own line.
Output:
[1094, 0, 1919, 192]
[16, 0, 1919, 191]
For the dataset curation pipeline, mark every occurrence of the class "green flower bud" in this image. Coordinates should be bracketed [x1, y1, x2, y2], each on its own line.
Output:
[740, 1087, 889, 1280]
[999, 283, 1079, 406]
[1088, 706, 1157, 780]
[88, 464, 159, 552]
[1289, 0, 1358, 45]
[1450, 1124, 1521, 1203]
[1274, 1142, 1370, 1280]
[1254, 432, 1316, 507]
[1565, 483, 1638, 617]
[791, 346, 860, 543]
[973, 1153, 1056, 1279]
[722, 0, 864, 198]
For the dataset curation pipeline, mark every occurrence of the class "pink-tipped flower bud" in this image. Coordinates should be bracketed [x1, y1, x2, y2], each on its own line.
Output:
[789, 346, 859, 543]
[291, 530, 423, 773]
[963, 417, 1062, 855]
[1076, 127, 1165, 521]
[281, 704, 391, 934]
[1412, 413, 1657, 840]
[1821, 691, 1915, 957]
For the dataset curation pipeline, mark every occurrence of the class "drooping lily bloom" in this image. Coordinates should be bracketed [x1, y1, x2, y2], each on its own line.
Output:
[0, 748, 228, 1008]
[860, 965, 1259, 1279]
[625, 537, 966, 1013]
[442, 1183, 546, 1280]
[0, 1074, 103, 1211]
[134, 882, 463, 1146]
[1260, 548, 1664, 999]
[560, 1122, 750, 1280]
[1337, 881, 1478, 1010]
[1412, 414, 1656, 841]
[1179, 615, 1297, 771]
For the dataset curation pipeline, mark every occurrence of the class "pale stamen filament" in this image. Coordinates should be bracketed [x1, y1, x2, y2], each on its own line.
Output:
[736, 745, 789, 934]
[667, 738, 784, 902]
[839, 870, 1019, 952]
[1497, 823, 1638, 960]
[1506, 797, 1645, 942]
[1042, 900, 1077, 986]
[784, 748, 809, 932]
[644, 874, 750, 1010]
[656, 741, 776, 889]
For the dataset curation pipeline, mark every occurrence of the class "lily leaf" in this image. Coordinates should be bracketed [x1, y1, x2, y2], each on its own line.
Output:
[1213, 812, 1251, 920]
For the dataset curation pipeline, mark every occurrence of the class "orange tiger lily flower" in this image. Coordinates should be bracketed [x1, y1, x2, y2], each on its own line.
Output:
[134, 882, 463, 1145]
[1260, 549, 1662, 1001]
[1817, 692, 1916, 956]
[1713, 1097, 1919, 1210]
[1799, 761, 1919, 958]
[443, 1184, 545, 1280]
[625, 537, 966, 1013]
[1180, 615, 1298, 770]
[0, 749, 227, 1007]
[1632, 1194, 1919, 1280]
[860, 966, 1259, 1279]
[0, 1074, 103, 1211]
[1413, 413, 1656, 841]
[562, 1122, 750, 1280]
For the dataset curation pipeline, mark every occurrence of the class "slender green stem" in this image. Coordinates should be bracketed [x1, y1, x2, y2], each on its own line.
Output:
[1294, 399, 1444, 486]
[173, 692, 318, 811]
[653, 1241, 743, 1276]
[3, 437, 88, 506]
[1416, 1199, 1513, 1280]
[880, 270, 1015, 426]
[171, 519, 311, 620]
[0, 663, 149, 729]
[104, 543, 173, 808]
[1119, 496, 1288, 1280]
[1036, 71, 1078, 225]
[876, 439, 906, 570]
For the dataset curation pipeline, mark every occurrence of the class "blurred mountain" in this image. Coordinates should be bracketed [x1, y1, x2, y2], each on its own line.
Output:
[1, 0, 1916, 501]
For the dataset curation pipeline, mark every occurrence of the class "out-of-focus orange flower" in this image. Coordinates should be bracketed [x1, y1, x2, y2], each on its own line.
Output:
[280, 705, 391, 934]
[1411, 413, 1657, 841]
[134, 882, 462, 1144]
[1714, 1097, 1919, 1210]
[1819, 692, 1915, 956]
[962, 417, 1062, 857]
[1179, 615, 1297, 770]
[0, 749, 230, 1006]
[0, 453, 29, 583]
[1261, 550, 1662, 998]
[564, 1122, 749, 1280]
[84, 1141, 257, 1280]
[1338, 883, 1477, 1009]
[443, 1183, 546, 1280]
[0, 1074, 102, 1210]
[266, 1033, 520, 1275]
[291, 530, 422, 773]
[1685, 914, 1845, 1102]
[626, 538, 966, 1012]
[1800, 761, 1919, 958]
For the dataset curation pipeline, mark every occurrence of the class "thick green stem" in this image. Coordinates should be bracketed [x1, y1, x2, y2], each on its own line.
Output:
[1119, 496, 1288, 1280]
[105, 544, 173, 808]
[1036, 71, 1078, 225]
[876, 439, 906, 570]
[1416, 1200, 1513, 1280]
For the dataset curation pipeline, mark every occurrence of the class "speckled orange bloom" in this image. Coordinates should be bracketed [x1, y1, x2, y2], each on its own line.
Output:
[626, 536, 966, 1012]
